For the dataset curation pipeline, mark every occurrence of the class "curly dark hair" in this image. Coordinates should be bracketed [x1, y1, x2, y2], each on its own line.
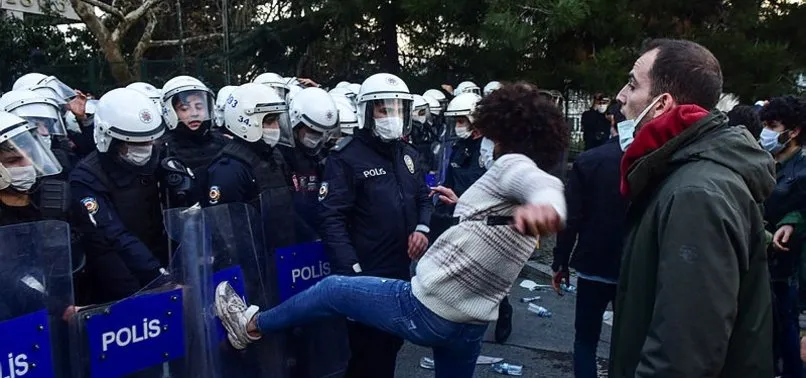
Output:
[759, 95, 806, 144]
[727, 105, 763, 140]
[473, 82, 569, 171]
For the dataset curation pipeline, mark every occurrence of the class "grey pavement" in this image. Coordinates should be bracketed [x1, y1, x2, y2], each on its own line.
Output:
[395, 259, 612, 377]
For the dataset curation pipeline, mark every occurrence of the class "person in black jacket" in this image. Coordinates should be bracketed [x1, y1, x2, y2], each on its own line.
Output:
[318, 73, 433, 378]
[581, 93, 612, 151]
[552, 127, 628, 378]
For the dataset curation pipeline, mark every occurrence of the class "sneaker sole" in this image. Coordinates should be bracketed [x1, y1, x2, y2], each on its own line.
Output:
[215, 282, 249, 350]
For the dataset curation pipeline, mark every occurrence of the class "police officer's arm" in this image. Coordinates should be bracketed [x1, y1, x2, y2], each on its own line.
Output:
[205, 159, 252, 206]
[318, 155, 361, 274]
[415, 159, 434, 234]
[69, 182, 166, 298]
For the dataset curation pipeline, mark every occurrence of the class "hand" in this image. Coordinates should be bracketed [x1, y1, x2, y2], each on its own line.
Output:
[773, 225, 795, 251]
[408, 231, 429, 260]
[62, 305, 85, 321]
[440, 84, 454, 94]
[297, 78, 319, 87]
[429, 185, 458, 205]
[552, 270, 570, 296]
[67, 90, 88, 120]
[512, 204, 562, 237]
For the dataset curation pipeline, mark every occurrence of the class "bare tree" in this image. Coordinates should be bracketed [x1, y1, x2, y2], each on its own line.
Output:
[69, 0, 222, 84]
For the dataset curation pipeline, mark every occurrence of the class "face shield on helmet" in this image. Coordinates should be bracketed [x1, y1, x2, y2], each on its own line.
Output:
[0, 117, 62, 188]
[444, 93, 480, 139]
[0, 90, 67, 136]
[166, 90, 214, 132]
[224, 83, 293, 147]
[364, 99, 413, 141]
[39, 76, 77, 102]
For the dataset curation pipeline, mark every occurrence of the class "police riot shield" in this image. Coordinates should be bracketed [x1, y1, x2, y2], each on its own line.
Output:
[260, 190, 350, 378]
[165, 204, 288, 378]
[0, 220, 73, 378]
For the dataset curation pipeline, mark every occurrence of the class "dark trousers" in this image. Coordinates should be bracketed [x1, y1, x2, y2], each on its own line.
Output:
[573, 277, 616, 378]
[772, 279, 802, 378]
[344, 321, 404, 378]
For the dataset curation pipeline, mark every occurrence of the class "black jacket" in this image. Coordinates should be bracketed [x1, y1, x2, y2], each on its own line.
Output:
[318, 129, 433, 279]
[553, 137, 627, 281]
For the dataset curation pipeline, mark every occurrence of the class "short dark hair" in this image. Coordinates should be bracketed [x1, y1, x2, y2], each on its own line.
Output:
[473, 82, 569, 171]
[727, 105, 763, 140]
[641, 39, 723, 110]
[759, 95, 806, 144]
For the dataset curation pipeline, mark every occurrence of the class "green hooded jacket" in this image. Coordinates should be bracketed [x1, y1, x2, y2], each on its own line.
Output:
[609, 110, 776, 378]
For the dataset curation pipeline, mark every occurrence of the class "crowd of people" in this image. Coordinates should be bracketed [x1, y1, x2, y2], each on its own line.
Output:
[1, 37, 804, 378]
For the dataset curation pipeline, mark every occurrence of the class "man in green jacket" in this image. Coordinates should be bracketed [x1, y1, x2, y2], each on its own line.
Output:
[610, 38, 776, 377]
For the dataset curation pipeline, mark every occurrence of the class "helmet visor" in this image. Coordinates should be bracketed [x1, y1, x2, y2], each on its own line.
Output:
[42, 77, 77, 101]
[413, 105, 432, 125]
[445, 116, 473, 139]
[0, 128, 62, 178]
[170, 90, 213, 131]
[21, 116, 67, 137]
[366, 99, 413, 138]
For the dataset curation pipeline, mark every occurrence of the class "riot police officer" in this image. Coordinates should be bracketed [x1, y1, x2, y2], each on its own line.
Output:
[432, 92, 514, 343]
[126, 82, 162, 108]
[69, 88, 181, 303]
[0, 89, 77, 178]
[318, 73, 434, 378]
[254, 72, 291, 99]
[159, 76, 229, 202]
[409, 95, 438, 173]
[280, 87, 339, 227]
[205, 83, 292, 207]
[0, 111, 67, 226]
[332, 93, 359, 138]
[214, 85, 237, 128]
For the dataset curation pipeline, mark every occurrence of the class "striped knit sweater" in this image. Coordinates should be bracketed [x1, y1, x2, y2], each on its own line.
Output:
[411, 153, 567, 323]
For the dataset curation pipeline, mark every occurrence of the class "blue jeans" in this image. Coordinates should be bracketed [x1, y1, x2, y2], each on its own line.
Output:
[573, 278, 616, 378]
[255, 275, 488, 378]
[772, 279, 802, 378]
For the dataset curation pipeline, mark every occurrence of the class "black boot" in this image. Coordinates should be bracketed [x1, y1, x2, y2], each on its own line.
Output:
[495, 296, 513, 344]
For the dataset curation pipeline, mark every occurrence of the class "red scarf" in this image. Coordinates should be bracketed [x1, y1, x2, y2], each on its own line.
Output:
[620, 104, 710, 196]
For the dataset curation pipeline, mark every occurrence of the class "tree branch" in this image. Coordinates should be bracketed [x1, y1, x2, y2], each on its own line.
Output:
[70, 0, 113, 46]
[133, 11, 158, 68]
[112, 0, 164, 43]
[78, 0, 124, 19]
[148, 33, 223, 48]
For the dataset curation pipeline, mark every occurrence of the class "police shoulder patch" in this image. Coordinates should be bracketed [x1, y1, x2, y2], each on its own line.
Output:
[403, 154, 415, 174]
[318, 182, 329, 202]
[209, 186, 221, 205]
[81, 197, 99, 215]
[331, 136, 353, 152]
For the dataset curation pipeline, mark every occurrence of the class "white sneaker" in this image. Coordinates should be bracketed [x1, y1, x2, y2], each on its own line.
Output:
[214, 281, 261, 350]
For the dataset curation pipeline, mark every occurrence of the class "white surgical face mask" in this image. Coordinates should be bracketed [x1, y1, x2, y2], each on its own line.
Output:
[413, 114, 427, 124]
[480, 137, 495, 169]
[262, 128, 281, 147]
[455, 125, 472, 139]
[41, 135, 53, 150]
[301, 131, 324, 149]
[759, 128, 788, 155]
[8, 165, 37, 191]
[596, 104, 608, 113]
[122, 144, 153, 166]
[374, 117, 404, 141]
[617, 96, 663, 151]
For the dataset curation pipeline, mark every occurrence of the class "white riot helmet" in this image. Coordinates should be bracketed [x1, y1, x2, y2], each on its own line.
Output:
[0, 90, 67, 137]
[329, 87, 357, 104]
[423, 89, 448, 111]
[287, 85, 303, 103]
[335, 81, 351, 89]
[253, 72, 290, 99]
[423, 95, 441, 116]
[93, 88, 164, 153]
[0, 111, 63, 191]
[289, 88, 340, 152]
[332, 94, 358, 136]
[127, 82, 162, 108]
[412, 95, 431, 125]
[445, 93, 481, 139]
[12, 73, 48, 91]
[214, 85, 237, 127]
[356, 73, 414, 141]
[454, 81, 481, 96]
[224, 83, 292, 147]
[347, 83, 361, 98]
[161, 75, 214, 132]
[483, 81, 502, 96]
